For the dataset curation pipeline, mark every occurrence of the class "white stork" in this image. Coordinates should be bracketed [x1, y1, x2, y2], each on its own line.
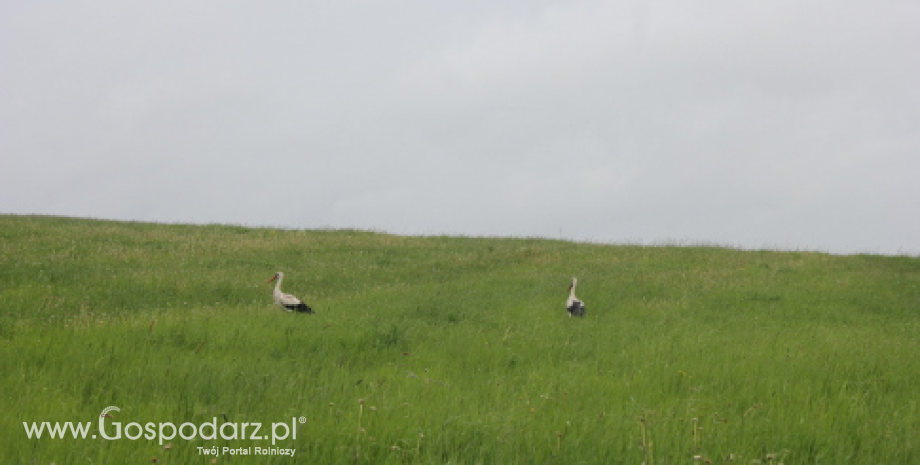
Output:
[566, 277, 586, 317]
[267, 272, 314, 313]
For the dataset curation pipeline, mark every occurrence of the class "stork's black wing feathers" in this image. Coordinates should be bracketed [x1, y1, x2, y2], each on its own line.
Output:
[285, 302, 314, 314]
[567, 301, 586, 317]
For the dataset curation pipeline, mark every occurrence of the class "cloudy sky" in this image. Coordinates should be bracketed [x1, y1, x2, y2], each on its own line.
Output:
[2, 1, 918, 255]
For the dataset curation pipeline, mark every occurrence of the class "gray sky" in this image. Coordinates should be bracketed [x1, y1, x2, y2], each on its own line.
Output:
[3, 1, 919, 255]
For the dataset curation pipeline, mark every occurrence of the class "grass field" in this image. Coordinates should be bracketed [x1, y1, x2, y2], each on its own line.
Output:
[1, 215, 918, 464]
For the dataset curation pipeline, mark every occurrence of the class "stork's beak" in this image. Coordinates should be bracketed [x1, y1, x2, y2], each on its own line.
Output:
[267, 274, 278, 283]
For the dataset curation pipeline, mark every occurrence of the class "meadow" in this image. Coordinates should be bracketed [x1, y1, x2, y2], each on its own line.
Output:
[1, 215, 918, 464]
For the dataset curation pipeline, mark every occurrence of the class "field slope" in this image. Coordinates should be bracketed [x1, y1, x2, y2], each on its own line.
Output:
[1, 215, 918, 464]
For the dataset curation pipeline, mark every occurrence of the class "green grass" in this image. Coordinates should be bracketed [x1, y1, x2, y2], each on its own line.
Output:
[1, 214, 918, 464]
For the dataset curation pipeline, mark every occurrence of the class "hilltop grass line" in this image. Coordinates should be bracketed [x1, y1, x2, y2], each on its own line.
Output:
[1, 215, 918, 464]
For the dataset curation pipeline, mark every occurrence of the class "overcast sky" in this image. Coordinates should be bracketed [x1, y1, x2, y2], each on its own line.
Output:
[2, 1, 919, 255]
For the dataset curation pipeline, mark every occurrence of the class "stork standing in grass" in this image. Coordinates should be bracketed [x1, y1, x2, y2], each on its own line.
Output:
[566, 277, 586, 317]
[267, 272, 314, 313]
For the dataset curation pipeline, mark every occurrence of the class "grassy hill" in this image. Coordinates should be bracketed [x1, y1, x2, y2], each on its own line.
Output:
[1, 215, 918, 464]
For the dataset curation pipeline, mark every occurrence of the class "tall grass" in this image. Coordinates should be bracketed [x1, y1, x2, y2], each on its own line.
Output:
[1, 215, 918, 463]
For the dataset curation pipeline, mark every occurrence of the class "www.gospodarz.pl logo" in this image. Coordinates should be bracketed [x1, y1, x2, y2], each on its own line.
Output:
[24, 406, 306, 447]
